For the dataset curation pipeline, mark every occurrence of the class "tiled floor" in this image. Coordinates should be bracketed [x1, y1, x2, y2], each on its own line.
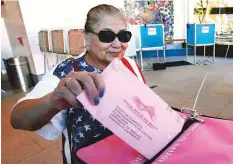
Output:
[1, 59, 233, 163]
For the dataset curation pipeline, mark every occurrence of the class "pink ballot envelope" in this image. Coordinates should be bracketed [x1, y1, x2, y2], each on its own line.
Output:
[76, 59, 185, 159]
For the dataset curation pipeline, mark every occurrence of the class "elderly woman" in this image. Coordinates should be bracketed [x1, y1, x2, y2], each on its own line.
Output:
[11, 4, 146, 164]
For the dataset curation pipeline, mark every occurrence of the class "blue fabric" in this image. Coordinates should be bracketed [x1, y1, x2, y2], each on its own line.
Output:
[53, 55, 112, 157]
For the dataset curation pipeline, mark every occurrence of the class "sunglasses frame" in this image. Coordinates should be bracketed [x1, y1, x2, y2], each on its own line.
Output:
[88, 30, 132, 43]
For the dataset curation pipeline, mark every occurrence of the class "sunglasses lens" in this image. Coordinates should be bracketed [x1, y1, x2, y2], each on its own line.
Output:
[98, 31, 116, 43]
[118, 31, 132, 43]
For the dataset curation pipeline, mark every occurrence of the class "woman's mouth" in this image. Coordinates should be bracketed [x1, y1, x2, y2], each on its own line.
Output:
[109, 52, 120, 56]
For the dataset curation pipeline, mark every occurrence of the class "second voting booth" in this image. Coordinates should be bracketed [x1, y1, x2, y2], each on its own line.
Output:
[186, 23, 216, 65]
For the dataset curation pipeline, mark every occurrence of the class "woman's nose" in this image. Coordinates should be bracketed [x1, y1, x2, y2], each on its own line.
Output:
[111, 37, 121, 47]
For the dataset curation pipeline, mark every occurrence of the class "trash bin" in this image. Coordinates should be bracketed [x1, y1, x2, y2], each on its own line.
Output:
[3, 56, 33, 91]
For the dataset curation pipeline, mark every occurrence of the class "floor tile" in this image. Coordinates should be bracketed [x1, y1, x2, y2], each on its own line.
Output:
[25, 131, 62, 149]
[16, 142, 63, 164]
[152, 88, 187, 108]
[147, 81, 175, 90]
[1, 101, 15, 118]
[187, 92, 233, 110]
[150, 73, 188, 85]
[180, 102, 222, 117]
[2, 116, 25, 141]
[218, 101, 233, 120]
[204, 83, 233, 97]
[152, 88, 194, 106]
[1, 92, 25, 118]
[152, 87, 169, 94]
[144, 70, 188, 85]
[2, 131, 42, 164]
[167, 103, 181, 109]
[222, 73, 233, 84]
[166, 80, 211, 95]
[183, 74, 220, 85]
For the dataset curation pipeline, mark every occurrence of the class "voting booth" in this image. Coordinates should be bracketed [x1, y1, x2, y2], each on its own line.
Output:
[136, 24, 165, 71]
[186, 24, 216, 65]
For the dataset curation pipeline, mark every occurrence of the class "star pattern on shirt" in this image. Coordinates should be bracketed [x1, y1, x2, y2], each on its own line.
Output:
[60, 71, 66, 77]
[82, 107, 87, 112]
[94, 68, 102, 73]
[69, 108, 75, 115]
[83, 124, 91, 132]
[73, 136, 80, 143]
[101, 124, 106, 129]
[59, 62, 67, 68]
[90, 115, 95, 121]
[78, 132, 85, 138]
[80, 61, 88, 68]
[76, 116, 82, 124]
[93, 133, 101, 138]
[53, 55, 112, 151]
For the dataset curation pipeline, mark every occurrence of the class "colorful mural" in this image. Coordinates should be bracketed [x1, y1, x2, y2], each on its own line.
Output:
[124, 0, 174, 39]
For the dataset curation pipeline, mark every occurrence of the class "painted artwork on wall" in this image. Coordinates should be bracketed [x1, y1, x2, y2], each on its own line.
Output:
[124, 0, 174, 39]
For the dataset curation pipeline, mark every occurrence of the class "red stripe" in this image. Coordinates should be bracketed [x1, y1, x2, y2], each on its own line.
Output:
[136, 64, 146, 84]
[121, 58, 146, 84]
[121, 58, 137, 76]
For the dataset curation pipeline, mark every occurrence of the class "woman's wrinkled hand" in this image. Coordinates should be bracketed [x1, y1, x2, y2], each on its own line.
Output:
[49, 72, 105, 111]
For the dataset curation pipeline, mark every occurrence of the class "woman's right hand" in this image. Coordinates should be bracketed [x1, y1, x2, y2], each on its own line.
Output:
[48, 71, 105, 111]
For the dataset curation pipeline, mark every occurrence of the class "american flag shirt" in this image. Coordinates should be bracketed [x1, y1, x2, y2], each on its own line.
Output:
[53, 55, 113, 163]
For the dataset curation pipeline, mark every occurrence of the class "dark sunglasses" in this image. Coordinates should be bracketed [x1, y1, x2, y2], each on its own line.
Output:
[90, 30, 132, 43]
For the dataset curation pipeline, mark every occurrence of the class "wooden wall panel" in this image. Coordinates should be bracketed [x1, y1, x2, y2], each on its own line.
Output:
[68, 29, 85, 55]
[51, 30, 65, 54]
[38, 31, 49, 52]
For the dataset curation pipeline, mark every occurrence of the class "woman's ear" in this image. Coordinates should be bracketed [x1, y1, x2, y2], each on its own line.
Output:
[84, 32, 91, 46]
[84, 32, 91, 52]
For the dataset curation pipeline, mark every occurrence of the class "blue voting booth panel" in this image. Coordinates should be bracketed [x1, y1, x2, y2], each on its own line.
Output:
[140, 25, 164, 48]
[196, 24, 215, 45]
[187, 24, 195, 45]
[187, 24, 215, 45]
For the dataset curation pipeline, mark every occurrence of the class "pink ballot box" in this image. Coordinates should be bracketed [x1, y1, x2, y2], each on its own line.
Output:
[76, 59, 185, 159]
[151, 116, 233, 164]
